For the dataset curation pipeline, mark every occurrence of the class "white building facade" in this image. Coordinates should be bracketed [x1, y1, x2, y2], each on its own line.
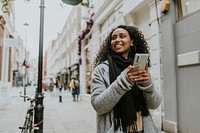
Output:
[0, 1, 25, 88]
[45, 6, 82, 89]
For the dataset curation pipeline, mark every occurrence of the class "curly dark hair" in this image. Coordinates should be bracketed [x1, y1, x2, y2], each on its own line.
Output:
[93, 25, 150, 68]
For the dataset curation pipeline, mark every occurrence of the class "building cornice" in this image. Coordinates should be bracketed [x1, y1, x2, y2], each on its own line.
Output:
[94, 0, 121, 24]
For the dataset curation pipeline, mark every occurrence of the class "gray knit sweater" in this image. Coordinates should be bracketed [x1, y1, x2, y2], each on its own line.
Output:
[91, 61, 162, 133]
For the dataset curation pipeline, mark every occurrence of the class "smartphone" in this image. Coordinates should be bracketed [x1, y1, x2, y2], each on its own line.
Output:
[133, 53, 149, 70]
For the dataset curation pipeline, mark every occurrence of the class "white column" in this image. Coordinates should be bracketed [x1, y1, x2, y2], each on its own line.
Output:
[146, 0, 163, 131]
[2, 47, 9, 84]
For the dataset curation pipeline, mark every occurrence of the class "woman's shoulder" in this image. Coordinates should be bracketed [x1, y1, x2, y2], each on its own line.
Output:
[96, 60, 109, 68]
[92, 60, 109, 75]
[94, 60, 109, 71]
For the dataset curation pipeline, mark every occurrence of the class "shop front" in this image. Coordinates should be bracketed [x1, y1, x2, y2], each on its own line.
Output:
[57, 63, 79, 90]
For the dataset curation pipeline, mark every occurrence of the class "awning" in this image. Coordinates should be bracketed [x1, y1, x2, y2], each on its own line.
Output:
[61, 69, 67, 74]
[57, 72, 61, 76]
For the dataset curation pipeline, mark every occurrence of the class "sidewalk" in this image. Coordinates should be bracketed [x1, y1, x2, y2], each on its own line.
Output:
[0, 86, 166, 133]
[43, 89, 96, 133]
[0, 86, 96, 133]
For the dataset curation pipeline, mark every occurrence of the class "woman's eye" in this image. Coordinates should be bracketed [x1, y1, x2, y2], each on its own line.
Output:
[119, 35, 125, 39]
[111, 35, 126, 40]
[112, 36, 117, 40]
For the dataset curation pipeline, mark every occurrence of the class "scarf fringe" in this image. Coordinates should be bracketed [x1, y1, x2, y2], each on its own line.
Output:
[114, 118, 121, 131]
[114, 119, 138, 133]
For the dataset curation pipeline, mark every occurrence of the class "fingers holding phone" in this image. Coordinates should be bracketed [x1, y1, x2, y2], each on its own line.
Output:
[127, 68, 150, 84]
[127, 65, 146, 82]
[134, 63, 150, 84]
[127, 54, 151, 84]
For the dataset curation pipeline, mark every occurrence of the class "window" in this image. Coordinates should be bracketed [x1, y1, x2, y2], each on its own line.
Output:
[178, 0, 200, 19]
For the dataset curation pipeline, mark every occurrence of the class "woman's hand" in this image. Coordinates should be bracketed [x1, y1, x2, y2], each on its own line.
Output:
[126, 64, 150, 85]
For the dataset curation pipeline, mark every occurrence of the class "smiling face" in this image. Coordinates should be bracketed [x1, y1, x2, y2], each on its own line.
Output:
[111, 28, 132, 59]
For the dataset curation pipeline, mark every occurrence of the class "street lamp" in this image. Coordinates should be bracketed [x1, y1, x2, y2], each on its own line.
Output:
[34, 0, 82, 132]
[62, 0, 83, 5]
[23, 22, 29, 102]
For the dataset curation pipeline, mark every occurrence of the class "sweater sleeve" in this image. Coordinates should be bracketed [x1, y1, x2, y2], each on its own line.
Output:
[137, 79, 162, 109]
[91, 64, 133, 115]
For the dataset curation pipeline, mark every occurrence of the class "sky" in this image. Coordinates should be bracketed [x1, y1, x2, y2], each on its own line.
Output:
[14, 0, 72, 60]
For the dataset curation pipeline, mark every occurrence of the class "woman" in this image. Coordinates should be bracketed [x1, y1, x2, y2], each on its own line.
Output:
[91, 25, 162, 133]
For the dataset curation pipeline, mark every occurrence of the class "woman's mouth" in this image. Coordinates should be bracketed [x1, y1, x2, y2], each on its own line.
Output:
[115, 44, 123, 49]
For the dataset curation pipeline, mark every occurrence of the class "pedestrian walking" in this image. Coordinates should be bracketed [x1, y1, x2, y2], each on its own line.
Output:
[55, 78, 60, 96]
[50, 79, 54, 96]
[91, 25, 162, 133]
[42, 80, 45, 92]
[73, 78, 80, 101]
[69, 77, 80, 101]
[56, 79, 62, 102]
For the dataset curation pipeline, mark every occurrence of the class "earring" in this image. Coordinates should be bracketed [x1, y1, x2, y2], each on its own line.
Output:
[130, 40, 134, 46]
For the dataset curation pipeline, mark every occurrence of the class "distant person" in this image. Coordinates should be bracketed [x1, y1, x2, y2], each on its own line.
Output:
[55, 78, 60, 96]
[42, 81, 45, 91]
[69, 78, 75, 91]
[73, 78, 80, 101]
[50, 79, 55, 96]
[57, 79, 62, 102]
[91, 25, 162, 133]
[69, 77, 80, 101]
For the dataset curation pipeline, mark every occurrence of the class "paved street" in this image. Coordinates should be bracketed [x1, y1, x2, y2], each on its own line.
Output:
[0, 86, 96, 133]
[0, 86, 165, 133]
[43, 89, 96, 133]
